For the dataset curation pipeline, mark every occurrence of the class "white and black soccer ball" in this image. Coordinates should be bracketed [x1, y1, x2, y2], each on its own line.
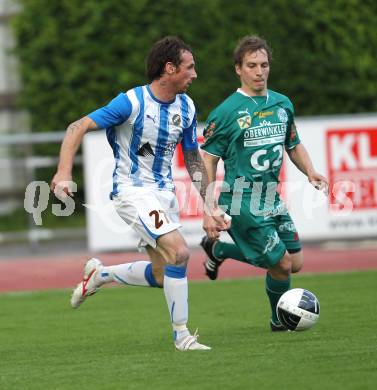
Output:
[276, 288, 320, 331]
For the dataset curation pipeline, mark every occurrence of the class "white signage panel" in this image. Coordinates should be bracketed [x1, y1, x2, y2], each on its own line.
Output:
[84, 115, 377, 251]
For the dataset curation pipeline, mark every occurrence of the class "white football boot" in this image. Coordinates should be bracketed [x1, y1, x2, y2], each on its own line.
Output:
[175, 329, 211, 351]
[70, 258, 103, 308]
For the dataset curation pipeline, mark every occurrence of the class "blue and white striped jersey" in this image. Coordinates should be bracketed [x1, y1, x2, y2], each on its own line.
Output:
[88, 85, 198, 197]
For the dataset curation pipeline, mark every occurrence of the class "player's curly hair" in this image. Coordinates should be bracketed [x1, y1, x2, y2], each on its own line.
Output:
[146, 36, 193, 82]
[234, 35, 272, 66]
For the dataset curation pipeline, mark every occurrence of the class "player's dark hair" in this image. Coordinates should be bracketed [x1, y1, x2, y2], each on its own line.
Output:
[146, 36, 193, 82]
[234, 35, 272, 66]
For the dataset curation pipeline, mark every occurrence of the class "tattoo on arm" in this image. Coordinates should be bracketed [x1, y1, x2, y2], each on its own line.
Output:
[67, 117, 98, 135]
[67, 118, 86, 135]
[183, 149, 210, 202]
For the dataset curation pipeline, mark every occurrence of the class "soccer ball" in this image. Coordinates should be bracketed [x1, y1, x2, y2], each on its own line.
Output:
[276, 288, 320, 331]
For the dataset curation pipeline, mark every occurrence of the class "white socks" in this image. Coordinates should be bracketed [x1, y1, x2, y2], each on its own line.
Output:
[97, 261, 190, 340]
[163, 264, 189, 340]
[99, 261, 158, 287]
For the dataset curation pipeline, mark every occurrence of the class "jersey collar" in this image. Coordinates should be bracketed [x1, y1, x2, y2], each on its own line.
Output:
[236, 88, 270, 106]
[146, 84, 176, 105]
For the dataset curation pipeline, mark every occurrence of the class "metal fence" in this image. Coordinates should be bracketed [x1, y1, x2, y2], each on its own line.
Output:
[0, 131, 86, 248]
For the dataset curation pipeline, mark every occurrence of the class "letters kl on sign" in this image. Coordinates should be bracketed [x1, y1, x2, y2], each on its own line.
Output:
[326, 128, 377, 212]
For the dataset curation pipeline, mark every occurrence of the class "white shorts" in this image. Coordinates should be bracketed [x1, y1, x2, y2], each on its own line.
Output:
[112, 186, 181, 248]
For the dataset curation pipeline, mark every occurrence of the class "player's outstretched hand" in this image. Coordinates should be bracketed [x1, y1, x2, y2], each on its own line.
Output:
[50, 172, 74, 197]
[308, 171, 329, 196]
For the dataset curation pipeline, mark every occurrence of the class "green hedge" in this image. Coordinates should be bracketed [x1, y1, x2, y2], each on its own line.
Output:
[12, 0, 377, 132]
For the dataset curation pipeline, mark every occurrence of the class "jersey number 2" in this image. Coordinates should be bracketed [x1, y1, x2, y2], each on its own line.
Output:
[149, 210, 169, 229]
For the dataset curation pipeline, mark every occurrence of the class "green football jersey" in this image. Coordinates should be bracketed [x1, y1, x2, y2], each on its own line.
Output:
[201, 89, 300, 215]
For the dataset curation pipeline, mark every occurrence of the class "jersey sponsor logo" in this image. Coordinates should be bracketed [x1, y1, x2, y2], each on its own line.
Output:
[237, 115, 252, 129]
[263, 202, 288, 219]
[156, 141, 176, 156]
[250, 144, 284, 172]
[243, 120, 287, 147]
[172, 114, 181, 126]
[254, 111, 274, 119]
[136, 142, 155, 157]
[146, 113, 157, 123]
[203, 122, 216, 141]
[238, 108, 250, 115]
[277, 108, 288, 123]
[278, 221, 297, 232]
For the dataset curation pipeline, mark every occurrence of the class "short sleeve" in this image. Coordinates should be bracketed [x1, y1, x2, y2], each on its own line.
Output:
[284, 104, 301, 150]
[200, 110, 228, 158]
[181, 113, 198, 151]
[88, 93, 132, 129]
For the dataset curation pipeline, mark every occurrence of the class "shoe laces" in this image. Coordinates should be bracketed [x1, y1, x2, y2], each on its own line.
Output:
[186, 328, 200, 348]
[179, 328, 199, 349]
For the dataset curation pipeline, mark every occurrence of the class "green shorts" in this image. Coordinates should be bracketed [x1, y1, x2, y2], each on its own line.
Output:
[227, 210, 302, 269]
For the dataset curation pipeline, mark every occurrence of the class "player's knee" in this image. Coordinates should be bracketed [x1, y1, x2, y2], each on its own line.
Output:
[276, 256, 292, 276]
[157, 242, 189, 266]
[174, 246, 190, 266]
[291, 261, 303, 273]
[290, 250, 304, 273]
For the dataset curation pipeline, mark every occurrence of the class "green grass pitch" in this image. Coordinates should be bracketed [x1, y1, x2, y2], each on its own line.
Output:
[1, 271, 376, 390]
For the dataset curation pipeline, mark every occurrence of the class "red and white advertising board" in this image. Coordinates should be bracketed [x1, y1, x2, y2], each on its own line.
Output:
[84, 115, 377, 252]
[286, 115, 377, 240]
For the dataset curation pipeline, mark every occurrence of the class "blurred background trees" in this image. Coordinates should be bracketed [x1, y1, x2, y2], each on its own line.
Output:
[12, 0, 377, 130]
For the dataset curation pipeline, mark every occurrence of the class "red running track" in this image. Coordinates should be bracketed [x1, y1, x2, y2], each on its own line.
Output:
[0, 246, 376, 292]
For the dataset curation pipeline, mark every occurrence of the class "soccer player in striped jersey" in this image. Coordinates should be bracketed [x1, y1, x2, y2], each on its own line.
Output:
[51, 36, 229, 351]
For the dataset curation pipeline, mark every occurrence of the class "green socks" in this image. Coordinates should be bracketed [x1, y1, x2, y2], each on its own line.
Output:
[265, 272, 291, 324]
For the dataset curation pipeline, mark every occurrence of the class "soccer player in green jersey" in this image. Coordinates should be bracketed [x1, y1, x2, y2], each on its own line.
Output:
[200, 35, 329, 331]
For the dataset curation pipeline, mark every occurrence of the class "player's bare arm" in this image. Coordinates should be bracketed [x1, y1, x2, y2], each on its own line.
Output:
[287, 142, 329, 194]
[51, 116, 98, 195]
[183, 149, 229, 235]
[183, 148, 212, 203]
[201, 151, 219, 183]
[201, 151, 231, 237]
